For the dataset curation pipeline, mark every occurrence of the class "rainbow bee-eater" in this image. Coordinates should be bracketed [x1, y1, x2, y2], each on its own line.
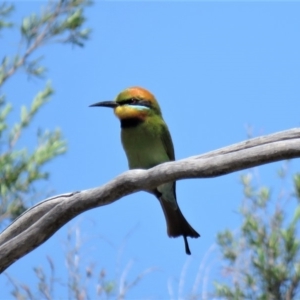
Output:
[90, 87, 200, 254]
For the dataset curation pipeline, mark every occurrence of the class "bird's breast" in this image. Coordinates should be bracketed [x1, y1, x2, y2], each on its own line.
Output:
[121, 123, 169, 170]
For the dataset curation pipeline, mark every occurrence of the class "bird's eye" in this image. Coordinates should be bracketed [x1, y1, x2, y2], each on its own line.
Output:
[130, 98, 138, 104]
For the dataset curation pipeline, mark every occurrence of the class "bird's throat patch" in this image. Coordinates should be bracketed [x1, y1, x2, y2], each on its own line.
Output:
[114, 105, 148, 120]
[120, 118, 143, 128]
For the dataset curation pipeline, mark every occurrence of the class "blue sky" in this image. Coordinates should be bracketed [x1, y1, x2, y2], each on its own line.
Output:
[1, 1, 300, 299]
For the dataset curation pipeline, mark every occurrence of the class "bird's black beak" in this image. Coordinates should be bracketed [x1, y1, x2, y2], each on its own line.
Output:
[89, 101, 118, 108]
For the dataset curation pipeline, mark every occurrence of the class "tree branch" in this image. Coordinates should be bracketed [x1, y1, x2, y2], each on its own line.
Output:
[0, 128, 300, 273]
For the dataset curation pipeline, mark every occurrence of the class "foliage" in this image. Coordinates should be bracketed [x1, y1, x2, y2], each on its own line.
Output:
[0, 1, 156, 299]
[0, 3, 13, 31]
[0, 0, 91, 223]
[5, 225, 155, 300]
[214, 168, 300, 299]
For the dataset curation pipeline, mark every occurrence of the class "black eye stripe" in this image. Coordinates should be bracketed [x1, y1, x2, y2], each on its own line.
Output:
[119, 98, 138, 105]
[130, 98, 138, 104]
[120, 98, 152, 108]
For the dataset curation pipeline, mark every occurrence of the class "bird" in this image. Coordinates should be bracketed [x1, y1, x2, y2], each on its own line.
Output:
[90, 87, 200, 254]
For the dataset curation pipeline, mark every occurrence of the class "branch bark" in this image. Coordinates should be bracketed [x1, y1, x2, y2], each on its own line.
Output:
[1, 128, 300, 273]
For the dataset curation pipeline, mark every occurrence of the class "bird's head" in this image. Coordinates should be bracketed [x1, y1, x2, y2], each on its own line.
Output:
[90, 87, 162, 121]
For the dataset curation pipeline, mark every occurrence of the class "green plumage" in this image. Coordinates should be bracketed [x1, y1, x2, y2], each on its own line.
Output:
[90, 86, 200, 255]
[121, 116, 173, 169]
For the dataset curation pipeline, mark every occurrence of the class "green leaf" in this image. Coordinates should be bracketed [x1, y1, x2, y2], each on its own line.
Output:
[294, 173, 300, 200]
[20, 105, 28, 125]
[0, 3, 14, 30]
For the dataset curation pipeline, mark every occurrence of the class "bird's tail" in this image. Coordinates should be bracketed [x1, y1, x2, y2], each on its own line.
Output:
[158, 197, 200, 255]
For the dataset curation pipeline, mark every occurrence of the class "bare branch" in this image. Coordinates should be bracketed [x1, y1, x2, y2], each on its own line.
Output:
[0, 128, 300, 273]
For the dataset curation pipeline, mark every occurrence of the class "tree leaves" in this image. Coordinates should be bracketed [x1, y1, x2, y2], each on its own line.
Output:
[0, 0, 91, 223]
[215, 170, 300, 299]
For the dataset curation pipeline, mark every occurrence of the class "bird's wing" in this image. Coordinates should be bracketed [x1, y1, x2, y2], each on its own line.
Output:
[161, 122, 175, 161]
[159, 121, 177, 201]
